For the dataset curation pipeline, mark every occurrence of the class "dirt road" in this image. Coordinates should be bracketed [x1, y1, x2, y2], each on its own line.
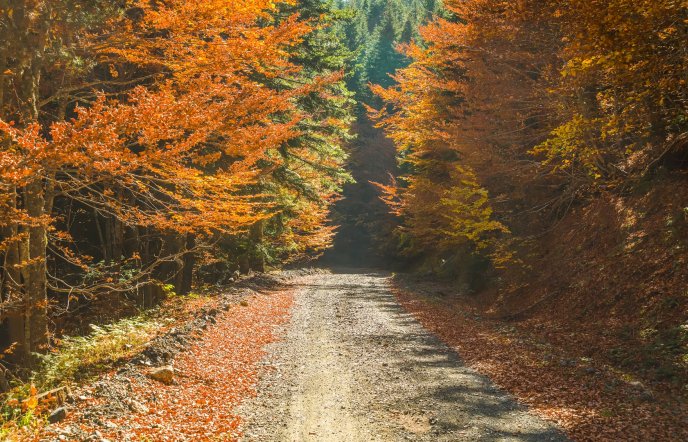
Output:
[239, 271, 567, 441]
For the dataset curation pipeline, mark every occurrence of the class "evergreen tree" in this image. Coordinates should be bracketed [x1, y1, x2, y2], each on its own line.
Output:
[338, 0, 442, 104]
[241, 0, 357, 267]
[322, 0, 442, 266]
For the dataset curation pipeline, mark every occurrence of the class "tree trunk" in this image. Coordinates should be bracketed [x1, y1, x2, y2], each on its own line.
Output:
[0, 2, 54, 367]
[179, 234, 195, 296]
[112, 217, 124, 264]
[6, 0, 51, 366]
[22, 181, 49, 363]
[157, 233, 185, 295]
[249, 220, 266, 273]
[1, 187, 26, 365]
[94, 210, 109, 263]
[138, 228, 156, 308]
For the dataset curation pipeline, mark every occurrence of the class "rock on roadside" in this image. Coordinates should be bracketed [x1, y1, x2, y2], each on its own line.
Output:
[148, 366, 175, 385]
[48, 407, 68, 424]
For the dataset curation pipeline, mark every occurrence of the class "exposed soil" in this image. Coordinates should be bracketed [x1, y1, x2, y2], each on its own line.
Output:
[239, 271, 566, 441]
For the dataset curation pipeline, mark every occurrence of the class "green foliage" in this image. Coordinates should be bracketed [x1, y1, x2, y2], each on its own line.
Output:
[338, 0, 442, 105]
[33, 316, 161, 389]
[236, 0, 359, 262]
[0, 383, 43, 438]
[0, 314, 161, 436]
[161, 283, 177, 297]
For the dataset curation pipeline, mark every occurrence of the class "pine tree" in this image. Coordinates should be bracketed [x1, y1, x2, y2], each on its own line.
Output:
[239, 0, 357, 266]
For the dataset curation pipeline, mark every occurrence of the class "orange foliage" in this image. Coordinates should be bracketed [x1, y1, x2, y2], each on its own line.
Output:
[0, 0, 358, 264]
[373, 0, 688, 266]
[0, 0, 344, 358]
[1, 0, 317, 235]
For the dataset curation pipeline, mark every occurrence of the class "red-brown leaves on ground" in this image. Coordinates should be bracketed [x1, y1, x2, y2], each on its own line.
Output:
[393, 286, 688, 442]
[41, 290, 293, 441]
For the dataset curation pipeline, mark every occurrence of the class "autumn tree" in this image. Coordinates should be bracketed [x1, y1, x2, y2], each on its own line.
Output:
[0, 0, 125, 365]
[374, 0, 688, 276]
[0, 0, 317, 366]
[231, 0, 357, 270]
[534, 0, 688, 181]
[370, 1, 525, 273]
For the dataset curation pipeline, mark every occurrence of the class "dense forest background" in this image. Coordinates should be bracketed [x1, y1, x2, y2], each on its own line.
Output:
[324, 0, 442, 266]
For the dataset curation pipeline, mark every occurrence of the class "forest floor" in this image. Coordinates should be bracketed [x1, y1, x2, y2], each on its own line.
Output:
[392, 275, 688, 441]
[29, 269, 686, 441]
[30, 270, 566, 442]
[30, 271, 303, 441]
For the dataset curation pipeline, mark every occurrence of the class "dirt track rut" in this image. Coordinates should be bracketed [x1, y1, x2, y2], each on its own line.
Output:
[238, 271, 568, 441]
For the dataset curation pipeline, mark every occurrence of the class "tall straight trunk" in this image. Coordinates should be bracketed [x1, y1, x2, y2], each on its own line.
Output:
[94, 209, 109, 263]
[0, 33, 20, 363]
[139, 228, 154, 308]
[249, 220, 266, 273]
[0, 37, 5, 112]
[22, 181, 49, 360]
[111, 217, 124, 264]
[179, 234, 195, 295]
[1, 182, 51, 366]
[157, 233, 185, 295]
[2, 1, 52, 365]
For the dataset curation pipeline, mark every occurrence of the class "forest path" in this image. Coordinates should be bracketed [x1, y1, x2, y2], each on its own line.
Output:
[238, 271, 567, 441]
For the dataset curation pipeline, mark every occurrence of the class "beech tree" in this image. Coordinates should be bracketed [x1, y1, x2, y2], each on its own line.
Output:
[535, 0, 688, 180]
[374, 0, 688, 273]
[0, 0, 326, 366]
[0, 0, 124, 365]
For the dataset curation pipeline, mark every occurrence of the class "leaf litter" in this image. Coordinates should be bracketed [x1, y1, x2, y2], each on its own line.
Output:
[392, 282, 688, 442]
[34, 273, 303, 442]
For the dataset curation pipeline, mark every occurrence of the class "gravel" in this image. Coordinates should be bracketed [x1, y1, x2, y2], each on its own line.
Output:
[238, 270, 569, 441]
[38, 270, 318, 442]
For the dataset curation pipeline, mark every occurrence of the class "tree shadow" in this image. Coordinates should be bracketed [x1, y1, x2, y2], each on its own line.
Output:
[308, 270, 570, 441]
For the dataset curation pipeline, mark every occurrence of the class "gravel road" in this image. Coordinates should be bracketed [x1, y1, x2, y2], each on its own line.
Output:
[238, 271, 568, 441]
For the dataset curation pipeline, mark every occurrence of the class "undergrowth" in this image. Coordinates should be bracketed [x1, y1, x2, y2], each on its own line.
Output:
[35, 315, 164, 389]
[0, 311, 167, 439]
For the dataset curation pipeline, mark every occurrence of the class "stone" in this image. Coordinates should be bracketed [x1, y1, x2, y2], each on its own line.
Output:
[148, 366, 175, 385]
[48, 407, 68, 424]
[629, 380, 645, 389]
[127, 399, 150, 414]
